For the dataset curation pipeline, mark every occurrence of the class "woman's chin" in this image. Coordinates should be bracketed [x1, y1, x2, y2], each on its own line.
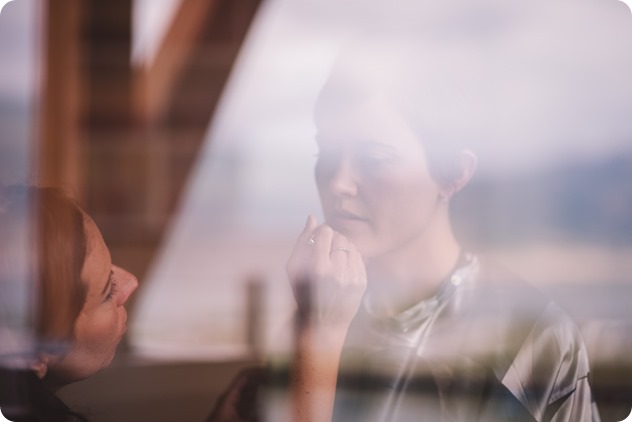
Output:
[354, 241, 380, 261]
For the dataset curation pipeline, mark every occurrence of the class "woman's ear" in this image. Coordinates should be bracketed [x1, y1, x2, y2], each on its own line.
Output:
[440, 150, 478, 199]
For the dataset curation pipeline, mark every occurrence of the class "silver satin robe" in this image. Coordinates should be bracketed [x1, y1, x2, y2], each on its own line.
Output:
[332, 255, 601, 422]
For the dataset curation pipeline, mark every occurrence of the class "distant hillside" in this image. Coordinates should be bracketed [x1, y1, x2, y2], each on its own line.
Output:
[452, 149, 632, 248]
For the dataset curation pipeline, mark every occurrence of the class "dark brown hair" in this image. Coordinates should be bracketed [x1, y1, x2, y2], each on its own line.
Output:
[314, 34, 470, 190]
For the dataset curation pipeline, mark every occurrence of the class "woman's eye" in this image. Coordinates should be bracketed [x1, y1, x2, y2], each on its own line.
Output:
[357, 151, 396, 168]
[105, 274, 119, 302]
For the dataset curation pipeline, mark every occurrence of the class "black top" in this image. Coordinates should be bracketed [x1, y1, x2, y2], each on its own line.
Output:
[0, 367, 86, 422]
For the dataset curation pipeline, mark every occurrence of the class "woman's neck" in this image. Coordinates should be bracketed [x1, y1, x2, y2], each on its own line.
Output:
[365, 216, 462, 317]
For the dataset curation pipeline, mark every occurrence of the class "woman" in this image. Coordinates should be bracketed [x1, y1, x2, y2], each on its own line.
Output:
[0, 186, 138, 421]
[285, 31, 601, 421]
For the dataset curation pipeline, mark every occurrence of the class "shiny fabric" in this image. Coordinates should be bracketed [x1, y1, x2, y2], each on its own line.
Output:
[332, 257, 601, 422]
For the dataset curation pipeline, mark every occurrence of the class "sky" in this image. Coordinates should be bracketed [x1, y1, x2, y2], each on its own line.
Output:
[132, 0, 182, 66]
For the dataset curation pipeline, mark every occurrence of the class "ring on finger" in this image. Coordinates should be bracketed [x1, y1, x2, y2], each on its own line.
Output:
[307, 237, 315, 245]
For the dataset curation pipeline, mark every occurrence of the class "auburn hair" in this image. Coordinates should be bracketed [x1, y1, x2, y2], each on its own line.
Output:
[0, 185, 87, 345]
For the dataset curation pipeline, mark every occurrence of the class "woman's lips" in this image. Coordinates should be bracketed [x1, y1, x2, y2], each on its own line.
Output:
[327, 210, 369, 230]
[331, 208, 365, 219]
[119, 310, 128, 337]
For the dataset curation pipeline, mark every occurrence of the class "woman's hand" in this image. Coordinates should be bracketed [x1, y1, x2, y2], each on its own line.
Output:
[286, 215, 367, 422]
[286, 215, 367, 332]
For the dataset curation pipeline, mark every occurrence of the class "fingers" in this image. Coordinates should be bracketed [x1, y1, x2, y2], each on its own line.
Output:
[328, 231, 350, 281]
[288, 215, 357, 278]
[346, 245, 367, 287]
[288, 217, 337, 280]
[309, 224, 335, 261]
[298, 214, 318, 246]
[287, 215, 318, 281]
[286, 215, 367, 328]
[329, 231, 350, 260]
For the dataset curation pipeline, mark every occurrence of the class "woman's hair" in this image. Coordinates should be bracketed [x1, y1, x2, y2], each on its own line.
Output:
[316, 0, 632, 188]
[0, 186, 89, 421]
[0, 185, 87, 346]
[314, 31, 475, 189]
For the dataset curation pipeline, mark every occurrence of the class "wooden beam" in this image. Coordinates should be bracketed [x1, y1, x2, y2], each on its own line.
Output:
[39, 0, 83, 194]
[134, 0, 220, 123]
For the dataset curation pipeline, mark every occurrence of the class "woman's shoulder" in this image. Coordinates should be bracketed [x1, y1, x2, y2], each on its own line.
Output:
[452, 255, 587, 367]
[455, 255, 551, 318]
[474, 259, 588, 364]
[474, 256, 583, 339]
[453, 256, 593, 418]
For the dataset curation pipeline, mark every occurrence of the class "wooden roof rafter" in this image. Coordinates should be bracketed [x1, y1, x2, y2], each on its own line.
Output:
[133, 0, 221, 124]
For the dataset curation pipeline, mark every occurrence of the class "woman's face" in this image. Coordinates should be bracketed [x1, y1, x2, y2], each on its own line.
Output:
[315, 99, 445, 260]
[45, 216, 138, 386]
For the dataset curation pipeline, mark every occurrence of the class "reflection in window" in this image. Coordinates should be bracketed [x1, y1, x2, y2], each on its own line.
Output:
[130, 0, 632, 368]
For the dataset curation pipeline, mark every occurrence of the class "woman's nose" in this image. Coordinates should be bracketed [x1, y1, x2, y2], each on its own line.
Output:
[328, 158, 358, 197]
[113, 266, 138, 307]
